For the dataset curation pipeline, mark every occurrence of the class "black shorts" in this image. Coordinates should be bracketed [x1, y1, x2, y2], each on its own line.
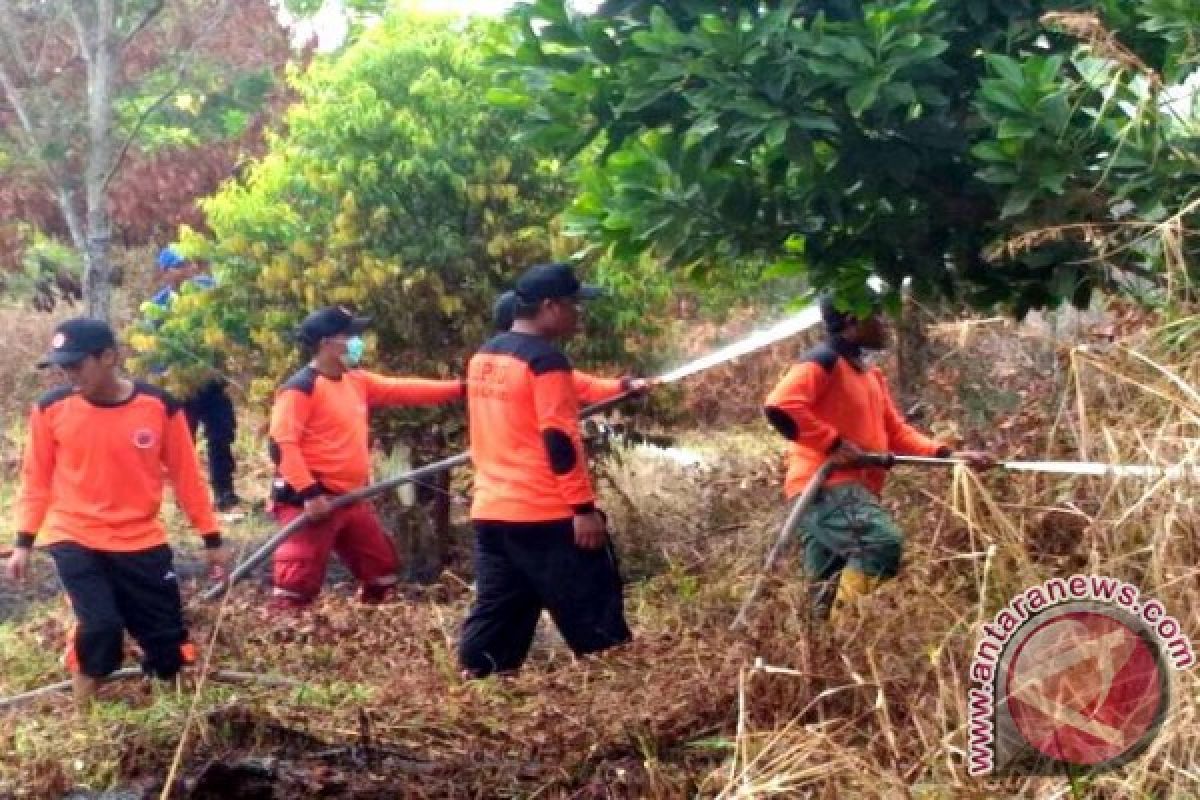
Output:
[458, 518, 632, 677]
[46, 542, 193, 679]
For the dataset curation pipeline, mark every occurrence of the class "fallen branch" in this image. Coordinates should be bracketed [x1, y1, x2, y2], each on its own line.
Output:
[0, 667, 303, 711]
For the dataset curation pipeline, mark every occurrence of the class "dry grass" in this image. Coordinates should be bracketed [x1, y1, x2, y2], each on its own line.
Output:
[0, 302, 1196, 798]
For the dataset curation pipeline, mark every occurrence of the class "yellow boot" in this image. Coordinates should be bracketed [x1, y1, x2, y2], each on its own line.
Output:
[829, 568, 882, 627]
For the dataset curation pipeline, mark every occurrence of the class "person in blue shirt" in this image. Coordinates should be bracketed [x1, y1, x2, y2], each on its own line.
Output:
[154, 247, 240, 512]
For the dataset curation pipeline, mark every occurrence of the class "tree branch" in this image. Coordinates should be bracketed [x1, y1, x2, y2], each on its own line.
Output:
[100, 0, 235, 192]
[122, 0, 165, 46]
[67, 2, 94, 67]
[0, 4, 34, 81]
[0, 58, 45, 156]
[32, 13, 76, 81]
[0, 54, 86, 251]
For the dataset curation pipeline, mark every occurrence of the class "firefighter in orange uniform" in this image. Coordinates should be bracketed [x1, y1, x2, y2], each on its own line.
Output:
[6, 318, 229, 709]
[460, 265, 632, 677]
[267, 306, 464, 609]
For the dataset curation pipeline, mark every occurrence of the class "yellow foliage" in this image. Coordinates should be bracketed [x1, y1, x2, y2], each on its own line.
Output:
[331, 286, 363, 305]
[129, 332, 157, 353]
[292, 240, 317, 261]
[226, 234, 249, 255]
[316, 259, 338, 283]
[491, 156, 512, 182]
[486, 234, 510, 257]
[202, 328, 228, 349]
[250, 377, 276, 401]
[438, 295, 464, 315]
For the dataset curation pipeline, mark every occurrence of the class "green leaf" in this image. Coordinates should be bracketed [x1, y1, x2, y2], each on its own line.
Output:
[979, 82, 1027, 114]
[485, 87, 532, 110]
[791, 113, 839, 134]
[847, 78, 882, 116]
[700, 15, 728, 35]
[838, 37, 875, 67]
[997, 116, 1036, 139]
[582, 21, 620, 65]
[783, 234, 806, 255]
[985, 55, 1025, 86]
[763, 257, 805, 279]
[1000, 186, 1036, 217]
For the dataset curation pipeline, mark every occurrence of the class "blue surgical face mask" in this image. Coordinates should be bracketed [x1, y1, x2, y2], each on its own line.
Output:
[343, 335, 365, 367]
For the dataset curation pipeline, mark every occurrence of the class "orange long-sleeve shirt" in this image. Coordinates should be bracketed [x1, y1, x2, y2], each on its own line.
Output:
[268, 366, 464, 497]
[15, 383, 218, 551]
[764, 338, 948, 498]
[467, 332, 595, 522]
[573, 372, 625, 405]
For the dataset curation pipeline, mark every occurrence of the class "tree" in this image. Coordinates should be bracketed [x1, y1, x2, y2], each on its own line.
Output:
[134, 9, 595, 578]
[489, 0, 1189, 316]
[133, 10, 577, 404]
[0, 0, 289, 319]
[969, 3, 1199, 309]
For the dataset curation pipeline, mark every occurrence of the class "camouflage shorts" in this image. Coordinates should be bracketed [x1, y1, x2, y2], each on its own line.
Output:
[794, 482, 904, 581]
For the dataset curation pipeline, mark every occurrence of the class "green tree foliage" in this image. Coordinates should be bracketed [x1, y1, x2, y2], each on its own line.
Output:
[491, 0, 1195, 315]
[134, 11, 575, 423]
[971, 3, 1199, 308]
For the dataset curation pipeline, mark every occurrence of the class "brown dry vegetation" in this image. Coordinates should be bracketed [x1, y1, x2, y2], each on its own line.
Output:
[0, 300, 1196, 799]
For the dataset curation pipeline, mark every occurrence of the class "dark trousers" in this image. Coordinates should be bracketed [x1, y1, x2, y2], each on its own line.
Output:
[459, 519, 632, 677]
[184, 379, 236, 496]
[46, 542, 193, 679]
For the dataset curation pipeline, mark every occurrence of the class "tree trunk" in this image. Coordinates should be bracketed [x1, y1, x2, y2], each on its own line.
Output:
[81, 0, 117, 320]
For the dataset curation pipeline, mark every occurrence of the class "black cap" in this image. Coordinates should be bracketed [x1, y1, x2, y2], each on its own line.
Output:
[819, 289, 882, 334]
[37, 318, 117, 368]
[492, 290, 517, 333]
[296, 306, 371, 346]
[514, 263, 603, 305]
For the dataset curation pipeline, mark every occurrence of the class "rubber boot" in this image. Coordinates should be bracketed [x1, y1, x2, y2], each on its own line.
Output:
[829, 568, 882, 627]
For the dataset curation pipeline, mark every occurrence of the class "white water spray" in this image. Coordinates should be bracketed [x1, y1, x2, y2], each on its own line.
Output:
[892, 455, 1198, 481]
[656, 305, 823, 384]
[1000, 460, 1198, 480]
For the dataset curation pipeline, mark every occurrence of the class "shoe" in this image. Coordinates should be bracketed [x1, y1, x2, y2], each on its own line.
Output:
[215, 491, 241, 512]
[358, 584, 393, 605]
[267, 594, 312, 613]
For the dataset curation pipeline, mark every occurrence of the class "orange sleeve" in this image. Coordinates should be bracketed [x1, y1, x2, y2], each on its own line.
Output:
[532, 368, 595, 511]
[15, 405, 55, 538]
[877, 371, 946, 457]
[358, 371, 465, 407]
[269, 388, 319, 494]
[763, 363, 841, 453]
[161, 407, 219, 535]
[572, 371, 624, 405]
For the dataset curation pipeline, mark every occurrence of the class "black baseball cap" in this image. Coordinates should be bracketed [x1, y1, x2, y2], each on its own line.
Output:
[514, 263, 603, 305]
[37, 318, 117, 368]
[296, 306, 371, 346]
[819, 289, 882, 334]
[492, 290, 518, 333]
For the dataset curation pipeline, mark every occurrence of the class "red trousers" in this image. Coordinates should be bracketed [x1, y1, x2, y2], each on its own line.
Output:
[271, 501, 399, 605]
